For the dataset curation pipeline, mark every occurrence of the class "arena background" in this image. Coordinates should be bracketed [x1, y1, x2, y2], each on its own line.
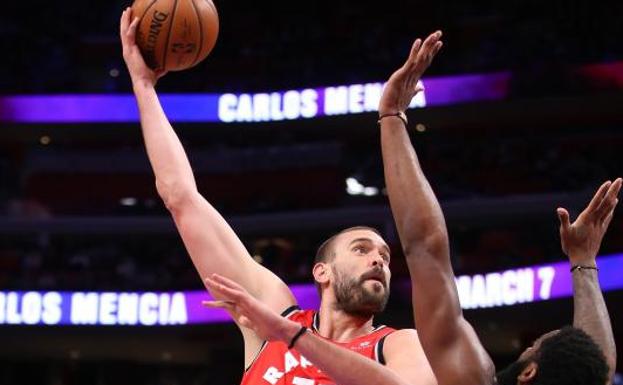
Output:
[1, 0, 623, 384]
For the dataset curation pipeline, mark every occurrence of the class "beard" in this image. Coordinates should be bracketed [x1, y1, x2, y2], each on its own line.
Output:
[496, 360, 530, 385]
[331, 266, 389, 318]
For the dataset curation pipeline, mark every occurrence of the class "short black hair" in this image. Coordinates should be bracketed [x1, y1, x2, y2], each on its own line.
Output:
[532, 326, 609, 385]
[313, 226, 383, 294]
[313, 226, 383, 264]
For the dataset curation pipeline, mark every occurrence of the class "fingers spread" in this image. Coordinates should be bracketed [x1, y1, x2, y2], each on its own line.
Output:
[420, 30, 442, 57]
[595, 179, 622, 221]
[422, 30, 442, 50]
[204, 276, 243, 301]
[412, 31, 442, 70]
[406, 39, 422, 65]
[610, 177, 622, 197]
[586, 180, 612, 217]
[211, 274, 245, 292]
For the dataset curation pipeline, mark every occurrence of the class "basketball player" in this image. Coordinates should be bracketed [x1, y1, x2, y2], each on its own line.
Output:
[378, 30, 618, 385]
[120, 8, 436, 385]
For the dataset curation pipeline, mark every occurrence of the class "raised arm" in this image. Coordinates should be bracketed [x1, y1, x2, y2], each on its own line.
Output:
[557, 178, 620, 383]
[119, 8, 295, 364]
[379, 32, 495, 385]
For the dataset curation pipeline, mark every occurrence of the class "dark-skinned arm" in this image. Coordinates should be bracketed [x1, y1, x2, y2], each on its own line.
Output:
[379, 32, 495, 385]
[557, 179, 621, 383]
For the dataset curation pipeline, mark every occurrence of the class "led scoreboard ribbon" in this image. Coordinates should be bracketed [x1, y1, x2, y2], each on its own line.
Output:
[3, 61, 621, 124]
[1, 253, 622, 326]
[0, 72, 509, 123]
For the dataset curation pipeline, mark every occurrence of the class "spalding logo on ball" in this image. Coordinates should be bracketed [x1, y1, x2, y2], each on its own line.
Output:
[132, 0, 219, 71]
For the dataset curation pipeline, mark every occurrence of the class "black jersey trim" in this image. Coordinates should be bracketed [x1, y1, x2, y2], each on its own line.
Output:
[312, 311, 320, 332]
[373, 324, 386, 332]
[244, 305, 300, 372]
[244, 340, 268, 372]
[281, 305, 301, 319]
[375, 334, 388, 365]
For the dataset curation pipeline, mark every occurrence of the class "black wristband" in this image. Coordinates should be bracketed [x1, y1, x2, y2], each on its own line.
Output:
[288, 326, 308, 349]
[570, 265, 599, 273]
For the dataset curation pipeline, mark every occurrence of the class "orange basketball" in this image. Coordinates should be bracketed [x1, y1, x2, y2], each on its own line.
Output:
[131, 0, 219, 72]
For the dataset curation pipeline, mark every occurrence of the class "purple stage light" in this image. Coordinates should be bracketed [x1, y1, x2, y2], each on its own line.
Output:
[1, 254, 621, 326]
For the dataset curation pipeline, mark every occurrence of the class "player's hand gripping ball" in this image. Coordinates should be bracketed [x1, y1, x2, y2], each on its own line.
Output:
[131, 0, 219, 71]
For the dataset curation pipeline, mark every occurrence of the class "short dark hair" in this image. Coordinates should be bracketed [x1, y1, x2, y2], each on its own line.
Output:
[532, 326, 609, 385]
[314, 226, 383, 264]
[313, 226, 383, 295]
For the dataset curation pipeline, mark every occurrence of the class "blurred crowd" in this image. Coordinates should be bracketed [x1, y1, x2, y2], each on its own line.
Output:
[2, 1, 622, 94]
[1, 214, 621, 291]
[1, 123, 621, 291]
[1, 126, 620, 216]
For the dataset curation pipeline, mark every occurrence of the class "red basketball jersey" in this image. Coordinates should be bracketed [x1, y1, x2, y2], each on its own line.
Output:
[241, 306, 396, 385]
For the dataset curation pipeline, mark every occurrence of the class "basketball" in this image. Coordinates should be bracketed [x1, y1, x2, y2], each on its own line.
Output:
[131, 0, 219, 72]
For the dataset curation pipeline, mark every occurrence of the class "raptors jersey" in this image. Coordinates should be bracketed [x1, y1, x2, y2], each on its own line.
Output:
[241, 306, 396, 385]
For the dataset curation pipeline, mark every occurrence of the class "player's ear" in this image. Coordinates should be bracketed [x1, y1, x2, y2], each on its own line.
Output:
[313, 262, 330, 285]
[517, 362, 538, 384]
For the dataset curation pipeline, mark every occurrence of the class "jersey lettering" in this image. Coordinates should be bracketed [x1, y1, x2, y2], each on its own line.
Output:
[300, 355, 313, 369]
[284, 351, 300, 372]
[263, 367, 284, 384]
[242, 309, 395, 385]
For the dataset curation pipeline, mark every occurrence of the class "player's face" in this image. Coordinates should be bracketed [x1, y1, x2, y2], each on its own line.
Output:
[329, 229, 391, 317]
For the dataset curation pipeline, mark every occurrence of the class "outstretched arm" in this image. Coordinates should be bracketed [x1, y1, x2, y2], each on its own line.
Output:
[204, 274, 432, 385]
[119, 8, 295, 365]
[557, 179, 620, 383]
[379, 32, 495, 385]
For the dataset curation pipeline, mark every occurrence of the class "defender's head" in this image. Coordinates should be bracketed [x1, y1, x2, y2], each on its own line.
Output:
[496, 326, 609, 385]
[312, 226, 391, 318]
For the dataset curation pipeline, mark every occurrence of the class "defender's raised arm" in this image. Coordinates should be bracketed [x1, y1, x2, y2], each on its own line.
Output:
[379, 32, 495, 385]
[558, 179, 620, 382]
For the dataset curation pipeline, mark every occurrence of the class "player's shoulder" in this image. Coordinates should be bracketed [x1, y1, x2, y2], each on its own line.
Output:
[381, 328, 435, 382]
[383, 328, 424, 353]
[387, 328, 419, 339]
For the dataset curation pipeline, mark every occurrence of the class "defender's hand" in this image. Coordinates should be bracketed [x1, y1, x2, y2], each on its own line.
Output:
[120, 7, 167, 87]
[203, 274, 300, 343]
[557, 178, 622, 265]
[379, 31, 443, 116]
